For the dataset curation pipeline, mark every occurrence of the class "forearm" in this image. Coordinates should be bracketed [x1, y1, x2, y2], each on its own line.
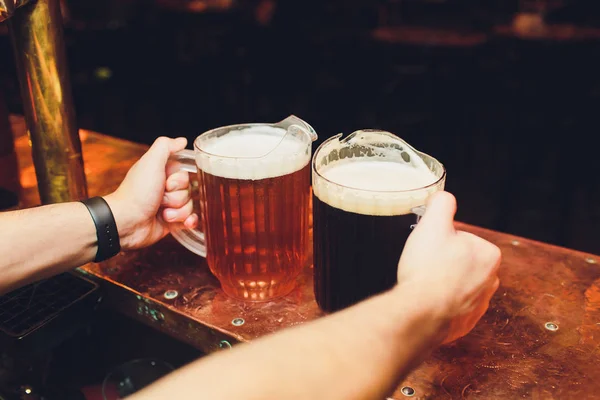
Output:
[0, 202, 96, 295]
[131, 287, 446, 400]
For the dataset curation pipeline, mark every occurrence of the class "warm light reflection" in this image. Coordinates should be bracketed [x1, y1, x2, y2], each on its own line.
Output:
[512, 12, 546, 38]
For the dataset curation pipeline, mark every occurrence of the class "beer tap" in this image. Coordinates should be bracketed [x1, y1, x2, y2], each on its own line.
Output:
[1, 0, 87, 204]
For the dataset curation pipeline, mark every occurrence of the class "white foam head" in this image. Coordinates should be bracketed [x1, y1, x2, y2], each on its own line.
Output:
[312, 132, 445, 216]
[195, 126, 311, 180]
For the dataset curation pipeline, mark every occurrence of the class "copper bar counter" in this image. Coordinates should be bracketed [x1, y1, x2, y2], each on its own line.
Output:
[9, 116, 600, 399]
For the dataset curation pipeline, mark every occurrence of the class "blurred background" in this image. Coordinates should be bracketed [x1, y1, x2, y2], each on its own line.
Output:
[2, 0, 600, 256]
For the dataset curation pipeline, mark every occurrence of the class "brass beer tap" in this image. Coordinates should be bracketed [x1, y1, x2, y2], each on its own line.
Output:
[1, 0, 87, 204]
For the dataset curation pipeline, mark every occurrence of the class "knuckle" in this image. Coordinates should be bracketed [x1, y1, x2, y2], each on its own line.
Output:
[176, 192, 189, 207]
[175, 170, 190, 182]
[155, 136, 169, 145]
[167, 191, 188, 207]
[486, 243, 502, 263]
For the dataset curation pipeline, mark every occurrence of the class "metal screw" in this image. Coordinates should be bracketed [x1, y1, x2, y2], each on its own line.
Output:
[219, 340, 232, 349]
[401, 386, 415, 397]
[164, 290, 178, 300]
[545, 322, 559, 331]
[231, 318, 245, 326]
[511, 240, 520, 246]
[586, 258, 596, 264]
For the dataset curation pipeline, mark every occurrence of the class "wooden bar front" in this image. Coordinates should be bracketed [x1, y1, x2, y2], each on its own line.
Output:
[9, 116, 600, 399]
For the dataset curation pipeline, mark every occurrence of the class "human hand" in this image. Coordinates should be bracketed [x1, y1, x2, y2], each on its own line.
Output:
[396, 191, 501, 344]
[104, 137, 198, 250]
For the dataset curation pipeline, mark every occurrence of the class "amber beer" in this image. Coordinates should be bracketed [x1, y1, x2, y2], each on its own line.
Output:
[197, 127, 311, 301]
[312, 132, 446, 312]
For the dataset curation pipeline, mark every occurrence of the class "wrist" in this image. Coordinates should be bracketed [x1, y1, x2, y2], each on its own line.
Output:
[386, 284, 450, 348]
[103, 193, 137, 251]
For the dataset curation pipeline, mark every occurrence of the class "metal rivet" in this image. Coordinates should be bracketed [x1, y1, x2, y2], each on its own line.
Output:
[401, 386, 415, 397]
[164, 290, 178, 300]
[231, 318, 245, 326]
[545, 322, 559, 331]
[586, 258, 596, 264]
[511, 240, 520, 246]
[219, 340, 232, 349]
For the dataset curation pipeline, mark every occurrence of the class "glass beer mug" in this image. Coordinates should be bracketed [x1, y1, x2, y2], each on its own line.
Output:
[169, 116, 317, 301]
[312, 130, 446, 312]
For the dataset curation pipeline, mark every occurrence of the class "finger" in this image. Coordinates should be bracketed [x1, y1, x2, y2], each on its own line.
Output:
[473, 238, 502, 277]
[483, 244, 502, 276]
[162, 189, 191, 208]
[443, 277, 499, 344]
[183, 213, 199, 229]
[483, 276, 500, 304]
[166, 171, 190, 192]
[418, 191, 457, 234]
[163, 199, 194, 222]
[143, 136, 188, 167]
[466, 276, 499, 324]
[457, 232, 502, 277]
[165, 159, 189, 177]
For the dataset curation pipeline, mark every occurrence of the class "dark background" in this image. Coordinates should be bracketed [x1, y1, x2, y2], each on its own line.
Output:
[1, 0, 600, 254]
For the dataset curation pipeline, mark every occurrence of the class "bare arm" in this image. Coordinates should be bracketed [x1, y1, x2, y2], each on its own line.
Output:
[0, 202, 97, 295]
[131, 286, 445, 400]
[0, 137, 197, 296]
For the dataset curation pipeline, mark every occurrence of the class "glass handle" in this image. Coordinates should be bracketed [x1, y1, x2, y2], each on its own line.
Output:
[410, 205, 426, 230]
[276, 115, 318, 142]
[167, 150, 207, 257]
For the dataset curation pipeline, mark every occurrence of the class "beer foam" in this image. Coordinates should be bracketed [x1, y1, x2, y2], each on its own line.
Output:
[313, 159, 444, 216]
[196, 126, 311, 180]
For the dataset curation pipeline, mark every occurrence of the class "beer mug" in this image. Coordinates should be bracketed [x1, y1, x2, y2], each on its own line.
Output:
[170, 116, 317, 301]
[312, 130, 446, 312]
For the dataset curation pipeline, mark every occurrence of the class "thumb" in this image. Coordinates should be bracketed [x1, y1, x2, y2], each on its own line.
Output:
[141, 137, 188, 168]
[417, 191, 457, 234]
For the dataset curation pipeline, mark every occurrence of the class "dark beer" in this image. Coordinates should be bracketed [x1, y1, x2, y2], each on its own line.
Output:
[313, 195, 417, 312]
[312, 135, 445, 312]
[197, 129, 311, 301]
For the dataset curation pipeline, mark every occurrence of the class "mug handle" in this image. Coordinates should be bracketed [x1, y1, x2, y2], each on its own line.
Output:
[410, 205, 426, 230]
[167, 149, 207, 257]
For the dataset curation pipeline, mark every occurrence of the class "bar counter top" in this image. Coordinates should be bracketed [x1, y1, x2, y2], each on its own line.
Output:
[10, 116, 600, 399]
